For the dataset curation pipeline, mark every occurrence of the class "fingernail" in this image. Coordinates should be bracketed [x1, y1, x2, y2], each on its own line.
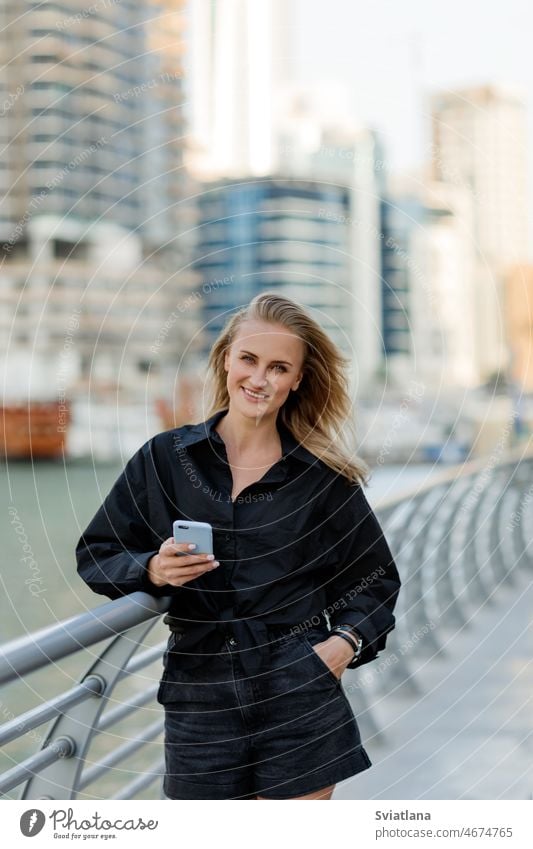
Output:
[213, 561, 220, 567]
[206, 554, 215, 560]
[188, 544, 197, 550]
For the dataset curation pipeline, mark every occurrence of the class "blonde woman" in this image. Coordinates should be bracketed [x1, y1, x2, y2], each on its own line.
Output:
[77, 292, 401, 800]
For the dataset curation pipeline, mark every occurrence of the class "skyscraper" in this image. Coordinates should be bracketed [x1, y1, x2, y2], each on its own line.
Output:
[275, 86, 386, 392]
[0, 0, 185, 252]
[0, 0, 192, 455]
[187, 0, 290, 177]
[431, 85, 529, 380]
[192, 177, 353, 359]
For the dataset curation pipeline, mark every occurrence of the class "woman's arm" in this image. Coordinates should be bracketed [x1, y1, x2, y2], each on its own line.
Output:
[75, 446, 166, 599]
[76, 443, 220, 600]
[322, 479, 401, 668]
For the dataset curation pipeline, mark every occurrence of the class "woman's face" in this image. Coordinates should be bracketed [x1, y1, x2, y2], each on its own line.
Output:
[224, 319, 304, 422]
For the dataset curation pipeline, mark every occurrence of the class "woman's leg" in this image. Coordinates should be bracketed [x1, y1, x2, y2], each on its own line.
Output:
[255, 783, 336, 800]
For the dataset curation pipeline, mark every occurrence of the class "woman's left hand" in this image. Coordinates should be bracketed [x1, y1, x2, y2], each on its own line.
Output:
[311, 635, 356, 680]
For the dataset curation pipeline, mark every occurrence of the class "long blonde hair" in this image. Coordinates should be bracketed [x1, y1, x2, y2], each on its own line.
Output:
[206, 292, 369, 486]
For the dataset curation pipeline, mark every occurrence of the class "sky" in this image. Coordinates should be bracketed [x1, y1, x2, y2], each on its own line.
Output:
[291, 0, 533, 178]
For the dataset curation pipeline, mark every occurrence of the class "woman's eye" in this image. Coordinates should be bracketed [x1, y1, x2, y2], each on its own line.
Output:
[272, 364, 287, 373]
[241, 354, 254, 362]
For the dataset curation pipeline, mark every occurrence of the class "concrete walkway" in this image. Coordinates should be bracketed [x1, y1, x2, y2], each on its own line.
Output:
[335, 570, 532, 800]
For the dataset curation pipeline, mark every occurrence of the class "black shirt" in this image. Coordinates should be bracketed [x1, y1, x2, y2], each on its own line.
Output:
[76, 409, 401, 676]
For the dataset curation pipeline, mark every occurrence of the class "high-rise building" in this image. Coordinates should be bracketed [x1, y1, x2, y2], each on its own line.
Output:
[420, 181, 478, 387]
[430, 85, 530, 380]
[275, 86, 386, 392]
[0, 1, 193, 424]
[187, 0, 291, 178]
[380, 192, 421, 367]
[380, 177, 480, 389]
[191, 177, 353, 360]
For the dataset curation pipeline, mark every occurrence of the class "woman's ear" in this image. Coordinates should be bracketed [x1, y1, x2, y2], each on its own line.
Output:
[291, 371, 303, 391]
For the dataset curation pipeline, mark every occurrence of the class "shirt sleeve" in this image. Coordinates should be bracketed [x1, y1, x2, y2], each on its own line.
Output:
[322, 479, 401, 668]
[75, 444, 168, 600]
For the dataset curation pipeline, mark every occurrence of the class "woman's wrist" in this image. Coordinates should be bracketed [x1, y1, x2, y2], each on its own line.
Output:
[147, 554, 166, 587]
[326, 633, 358, 662]
[330, 632, 355, 663]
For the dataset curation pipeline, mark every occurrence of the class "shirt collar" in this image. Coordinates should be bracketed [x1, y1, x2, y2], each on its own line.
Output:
[175, 409, 319, 467]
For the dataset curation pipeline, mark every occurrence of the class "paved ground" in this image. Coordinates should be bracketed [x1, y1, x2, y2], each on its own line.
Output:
[335, 570, 532, 800]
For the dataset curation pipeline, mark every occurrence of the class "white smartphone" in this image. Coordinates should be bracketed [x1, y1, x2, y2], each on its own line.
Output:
[172, 520, 213, 556]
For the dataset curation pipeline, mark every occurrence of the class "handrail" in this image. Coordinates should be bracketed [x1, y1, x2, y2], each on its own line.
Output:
[0, 592, 171, 685]
[0, 737, 75, 796]
[0, 676, 105, 747]
[78, 719, 164, 791]
[97, 686, 159, 731]
[373, 439, 533, 514]
[0, 592, 172, 800]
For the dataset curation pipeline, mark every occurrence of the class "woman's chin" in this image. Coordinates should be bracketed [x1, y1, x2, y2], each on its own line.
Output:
[233, 397, 274, 419]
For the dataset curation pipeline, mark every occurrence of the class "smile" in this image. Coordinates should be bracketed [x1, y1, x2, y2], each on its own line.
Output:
[241, 386, 269, 401]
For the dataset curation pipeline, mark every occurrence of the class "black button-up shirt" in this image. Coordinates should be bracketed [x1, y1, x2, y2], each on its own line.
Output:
[76, 409, 401, 676]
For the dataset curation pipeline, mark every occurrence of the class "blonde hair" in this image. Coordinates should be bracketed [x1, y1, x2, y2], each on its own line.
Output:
[206, 292, 369, 486]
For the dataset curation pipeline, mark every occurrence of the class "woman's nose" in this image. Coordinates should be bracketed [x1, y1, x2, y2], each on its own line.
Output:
[250, 367, 268, 387]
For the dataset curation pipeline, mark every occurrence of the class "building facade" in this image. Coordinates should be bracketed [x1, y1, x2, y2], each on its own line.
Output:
[192, 177, 353, 361]
[430, 85, 530, 381]
[0, 1, 193, 419]
[187, 0, 291, 178]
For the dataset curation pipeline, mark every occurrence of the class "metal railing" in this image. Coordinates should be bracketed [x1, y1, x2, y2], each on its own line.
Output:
[363, 443, 533, 698]
[1, 442, 531, 799]
[0, 593, 171, 800]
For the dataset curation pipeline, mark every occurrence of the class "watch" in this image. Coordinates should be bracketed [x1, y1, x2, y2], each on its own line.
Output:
[332, 624, 364, 660]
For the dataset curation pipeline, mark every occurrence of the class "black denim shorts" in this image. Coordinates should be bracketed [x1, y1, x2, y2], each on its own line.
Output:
[157, 624, 371, 799]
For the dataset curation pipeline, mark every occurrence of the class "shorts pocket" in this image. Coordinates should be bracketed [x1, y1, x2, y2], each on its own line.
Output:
[301, 631, 342, 687]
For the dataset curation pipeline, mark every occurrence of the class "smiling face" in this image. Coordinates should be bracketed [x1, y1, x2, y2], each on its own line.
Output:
[223, 319, 305, 422]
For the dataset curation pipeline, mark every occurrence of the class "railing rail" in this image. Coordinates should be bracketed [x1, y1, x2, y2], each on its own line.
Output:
[0, 593, 170, 686]
[1, 441, 532, 799]
[0, 593, 171, 800]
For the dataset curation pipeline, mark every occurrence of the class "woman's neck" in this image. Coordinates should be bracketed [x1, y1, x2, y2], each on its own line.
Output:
[216, 408, 281, 456]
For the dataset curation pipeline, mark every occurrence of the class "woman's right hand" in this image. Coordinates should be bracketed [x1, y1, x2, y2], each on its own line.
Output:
[147, 537, 220, 588]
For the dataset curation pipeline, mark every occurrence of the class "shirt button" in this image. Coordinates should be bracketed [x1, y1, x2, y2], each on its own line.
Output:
[228, 637, 237, 646]
[225, 534, 231, 541]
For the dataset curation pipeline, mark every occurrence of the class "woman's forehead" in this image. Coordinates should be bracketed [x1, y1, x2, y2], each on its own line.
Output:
[232, 319, 303, 348]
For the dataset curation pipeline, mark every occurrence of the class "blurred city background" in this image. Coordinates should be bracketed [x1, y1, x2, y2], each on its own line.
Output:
[1, 0, 532, 467]
[1, 0, 532, 802]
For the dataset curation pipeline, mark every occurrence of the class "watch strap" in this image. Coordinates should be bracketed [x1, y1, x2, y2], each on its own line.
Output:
[332, 624, 363, 658]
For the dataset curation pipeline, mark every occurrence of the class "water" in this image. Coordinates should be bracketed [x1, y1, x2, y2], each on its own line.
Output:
[2, 459, 125, 640]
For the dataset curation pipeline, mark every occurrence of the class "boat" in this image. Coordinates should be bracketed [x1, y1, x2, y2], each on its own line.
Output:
[1, 400, 71, 459]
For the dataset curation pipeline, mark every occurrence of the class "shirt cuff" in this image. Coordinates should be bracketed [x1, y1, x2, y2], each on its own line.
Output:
[329, 611, 379, 669]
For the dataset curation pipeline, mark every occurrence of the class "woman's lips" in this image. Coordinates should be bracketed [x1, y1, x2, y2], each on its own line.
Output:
[241, 386, 269, 402]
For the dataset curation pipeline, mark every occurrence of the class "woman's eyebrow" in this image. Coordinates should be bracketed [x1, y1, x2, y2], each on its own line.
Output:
[239, 348, 293, 366]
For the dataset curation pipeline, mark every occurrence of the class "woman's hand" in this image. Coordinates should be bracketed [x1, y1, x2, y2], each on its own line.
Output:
[311, 635, 355, 680]
[147, 537, 220, 588]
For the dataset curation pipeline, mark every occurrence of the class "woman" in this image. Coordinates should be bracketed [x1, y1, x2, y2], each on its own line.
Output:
[76, 292, 401, 800]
